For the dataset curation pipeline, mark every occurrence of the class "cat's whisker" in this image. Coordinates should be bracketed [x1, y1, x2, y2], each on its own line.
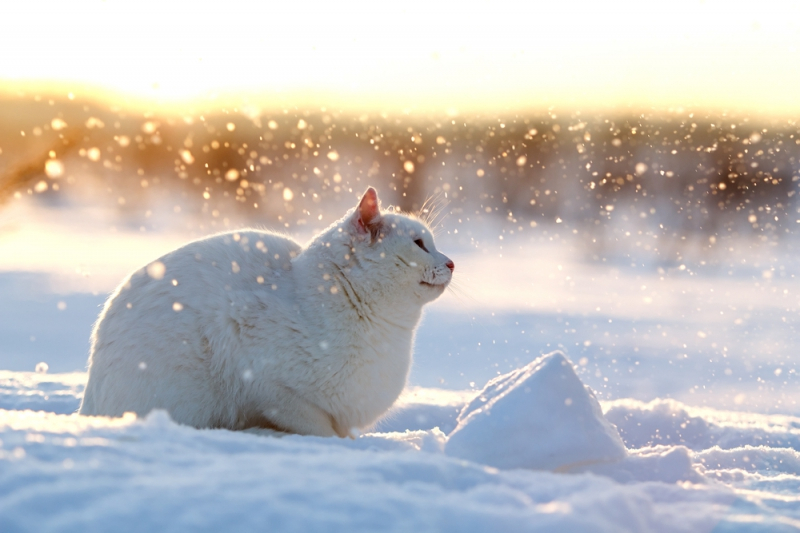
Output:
[417, 191, 449, 233]
[449, 280, 472, 297]
[417, 192, 450, 238]
[427, 198, 450, 230]
[429, 212, 448, 238]
[417, 195, 435, 222]
[446, 287, 476, 306]
[445, 278, 477, 304]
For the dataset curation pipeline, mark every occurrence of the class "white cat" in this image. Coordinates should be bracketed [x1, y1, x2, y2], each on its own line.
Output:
[79, 188, 454, 437]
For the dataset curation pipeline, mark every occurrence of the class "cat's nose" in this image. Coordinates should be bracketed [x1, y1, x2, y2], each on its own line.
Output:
[445, 260, 455, 272]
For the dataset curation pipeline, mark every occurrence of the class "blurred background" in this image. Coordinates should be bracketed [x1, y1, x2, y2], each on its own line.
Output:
[2, 0, 799, 420]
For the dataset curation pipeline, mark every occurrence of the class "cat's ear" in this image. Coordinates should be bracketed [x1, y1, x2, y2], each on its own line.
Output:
[354, 187, 382, 238]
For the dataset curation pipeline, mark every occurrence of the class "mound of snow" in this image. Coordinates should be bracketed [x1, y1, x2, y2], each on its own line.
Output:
[445, 352, 627, 471]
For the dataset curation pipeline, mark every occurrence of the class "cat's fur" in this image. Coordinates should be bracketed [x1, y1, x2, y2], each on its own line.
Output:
[79, 188, 454, 437]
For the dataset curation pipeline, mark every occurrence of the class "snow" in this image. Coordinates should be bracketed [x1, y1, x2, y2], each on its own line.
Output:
[446, 352, 627, 471]
[0, 405, 728, 533]
[2, 200, 800, 530]
[2, 361, 800, 531]
[604, 399, 800, 451]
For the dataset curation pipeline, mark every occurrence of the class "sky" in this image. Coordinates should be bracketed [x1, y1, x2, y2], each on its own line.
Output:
[1, 0, 799, 113]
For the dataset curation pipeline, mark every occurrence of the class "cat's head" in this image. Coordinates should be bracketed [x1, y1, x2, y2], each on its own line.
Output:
[327, 187, 454, 305]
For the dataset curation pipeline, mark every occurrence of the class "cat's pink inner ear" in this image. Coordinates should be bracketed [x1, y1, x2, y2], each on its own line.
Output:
[357, 187, 381, 232]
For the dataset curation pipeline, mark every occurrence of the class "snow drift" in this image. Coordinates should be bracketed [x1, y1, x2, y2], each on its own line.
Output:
[445, 352, 627, 471]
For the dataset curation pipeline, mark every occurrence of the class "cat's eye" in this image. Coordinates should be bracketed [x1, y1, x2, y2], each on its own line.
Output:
[414, 239, 429, 253]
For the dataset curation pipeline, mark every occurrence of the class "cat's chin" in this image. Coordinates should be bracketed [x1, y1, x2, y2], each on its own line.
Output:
[419, 281, 447, 292]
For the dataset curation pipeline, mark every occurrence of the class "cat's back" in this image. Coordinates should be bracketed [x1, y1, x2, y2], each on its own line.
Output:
[81, 229, 302, 422]
[160, 229, 300, 286]
[100, 229, 300, 322]
[100, 228, 301, 337]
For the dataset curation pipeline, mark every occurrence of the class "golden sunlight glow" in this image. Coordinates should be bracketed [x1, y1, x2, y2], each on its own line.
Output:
[2, 0, 799, 113]
[0, 201, 189, 293]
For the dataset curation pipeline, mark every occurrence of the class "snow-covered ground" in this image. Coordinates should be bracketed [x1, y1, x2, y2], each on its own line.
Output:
[2, 362, 800, 532]
[2, 198, 800, 531]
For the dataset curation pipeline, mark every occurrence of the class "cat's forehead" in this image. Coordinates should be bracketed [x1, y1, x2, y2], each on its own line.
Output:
[383, 213, 432, 238]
